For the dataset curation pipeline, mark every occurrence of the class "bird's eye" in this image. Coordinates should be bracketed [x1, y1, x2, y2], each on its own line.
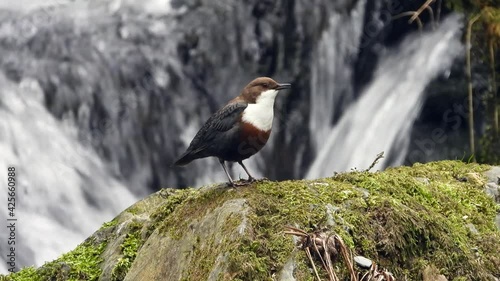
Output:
[262, 83, 269, 88]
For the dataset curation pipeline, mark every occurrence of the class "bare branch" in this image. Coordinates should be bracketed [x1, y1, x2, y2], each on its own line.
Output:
[466, 13, 482, 162]
[409, 0, 434, 23]
[392, 12, 423, 31]
[305, 247, 322, 281]
[366, 152, 384, 172]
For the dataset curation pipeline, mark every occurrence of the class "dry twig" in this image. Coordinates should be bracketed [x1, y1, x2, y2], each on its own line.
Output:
[392, 12, 423, 31]
[409, 0, 434, 24]
[285, 226, 396, 281]
[366, 152, 384, 172]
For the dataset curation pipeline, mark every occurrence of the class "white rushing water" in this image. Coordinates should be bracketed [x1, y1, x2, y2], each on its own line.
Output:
[309, 0, 366, 149]
[0, 0, 464, 272]
[307, 15, 463, 179]
[0, 75, 137, 272]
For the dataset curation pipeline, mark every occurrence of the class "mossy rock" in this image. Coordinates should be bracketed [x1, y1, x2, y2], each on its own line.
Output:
[2, 161, 500, 281]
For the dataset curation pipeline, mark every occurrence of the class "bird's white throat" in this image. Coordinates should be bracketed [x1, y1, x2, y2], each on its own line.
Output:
[242, 89, 278, 131]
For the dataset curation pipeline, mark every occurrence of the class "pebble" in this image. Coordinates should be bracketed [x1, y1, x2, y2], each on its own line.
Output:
[354, 256, 372, 269]
[466, 223, 479, 235]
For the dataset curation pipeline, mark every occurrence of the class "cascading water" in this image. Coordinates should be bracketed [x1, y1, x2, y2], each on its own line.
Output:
[309, 0, 366, 149]
[307, 15, 463, 179]
[0, 0, 466, 273]
[0, 75, 137, 272]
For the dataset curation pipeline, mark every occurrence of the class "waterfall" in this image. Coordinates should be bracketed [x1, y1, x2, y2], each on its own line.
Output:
[306, 15, 463, 179]
[0, 75, 137, 271]
[309, 0, 366, 149]
[0, 0, 466, 272]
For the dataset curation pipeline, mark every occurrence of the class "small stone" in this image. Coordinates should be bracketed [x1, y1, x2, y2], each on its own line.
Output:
[354, 186, 370, 199]
[354, 256, 372, 269]
[325, 204, 340, 227]
[466, 223, 478, 235]
[311, 182, 329, 186]
[484, 167, 500, 183]
[484, 182, 500, 204]
[278, 258, 296, 281]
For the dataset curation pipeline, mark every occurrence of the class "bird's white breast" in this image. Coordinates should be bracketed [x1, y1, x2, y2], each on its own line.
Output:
[241, 89, 278, 131]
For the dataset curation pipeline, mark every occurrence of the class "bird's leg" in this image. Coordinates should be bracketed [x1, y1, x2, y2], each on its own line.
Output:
[219, 159, 235, 186]
[238, 161, 256, 182]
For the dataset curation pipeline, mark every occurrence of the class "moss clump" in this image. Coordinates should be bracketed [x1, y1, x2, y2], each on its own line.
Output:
[111, 221, 144, 281]
[179, 210, 248, 281]
[2, 161, 498, 280]
[0, 267, 37, 281]
[148, 188, 199, 237]
[224, 179, 362, 280]
[219, 161, 498, 280]
[158, 186, 233, 238]
[330, 161, 498, 279]
[135, 161, 498, 280]
[5, 238, 107, 281]
[101, 219, 119, 229]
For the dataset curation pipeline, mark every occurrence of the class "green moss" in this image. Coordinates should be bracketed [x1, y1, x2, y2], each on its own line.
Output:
[111, 221, 143, 281]
[148, 188, 199, 237]
[155, 178, 364, 280]
[2, 161, 498, 281]
[101, 218, 119, 229]
[5, 238, 107, 281]
[159, 187, 233, 238]
[223, 179, 358, 279]
[125, 206, 140, 215]
[0, 267, 37, 281]
[220, 161, 498, 280]
[329, 161, 498, 279]
[154, 186, 252, 280]
[137, 161, 498, 280]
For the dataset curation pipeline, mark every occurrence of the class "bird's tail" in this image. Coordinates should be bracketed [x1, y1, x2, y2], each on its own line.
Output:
[173, 152, 196, 166]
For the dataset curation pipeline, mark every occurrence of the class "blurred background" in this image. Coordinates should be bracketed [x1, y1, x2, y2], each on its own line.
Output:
[0, 0, 498, 274]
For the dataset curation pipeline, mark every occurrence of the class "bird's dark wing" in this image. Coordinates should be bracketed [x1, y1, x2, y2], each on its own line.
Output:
[186, 102, 248, 154]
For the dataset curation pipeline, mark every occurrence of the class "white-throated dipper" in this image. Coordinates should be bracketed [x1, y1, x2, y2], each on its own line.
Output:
[174, 77, 291, 186]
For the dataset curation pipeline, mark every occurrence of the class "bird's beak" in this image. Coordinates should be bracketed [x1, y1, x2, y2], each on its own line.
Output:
[276, 83, 291, 90]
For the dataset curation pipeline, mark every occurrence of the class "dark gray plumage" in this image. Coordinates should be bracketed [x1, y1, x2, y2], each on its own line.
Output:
[174, 102, 248, 165]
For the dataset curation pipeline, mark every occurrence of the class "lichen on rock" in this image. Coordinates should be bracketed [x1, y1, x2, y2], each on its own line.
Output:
[2, 161, 500, 280]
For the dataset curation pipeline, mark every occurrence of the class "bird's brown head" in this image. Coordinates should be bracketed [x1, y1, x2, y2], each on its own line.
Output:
[237, 77, 291, 104]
